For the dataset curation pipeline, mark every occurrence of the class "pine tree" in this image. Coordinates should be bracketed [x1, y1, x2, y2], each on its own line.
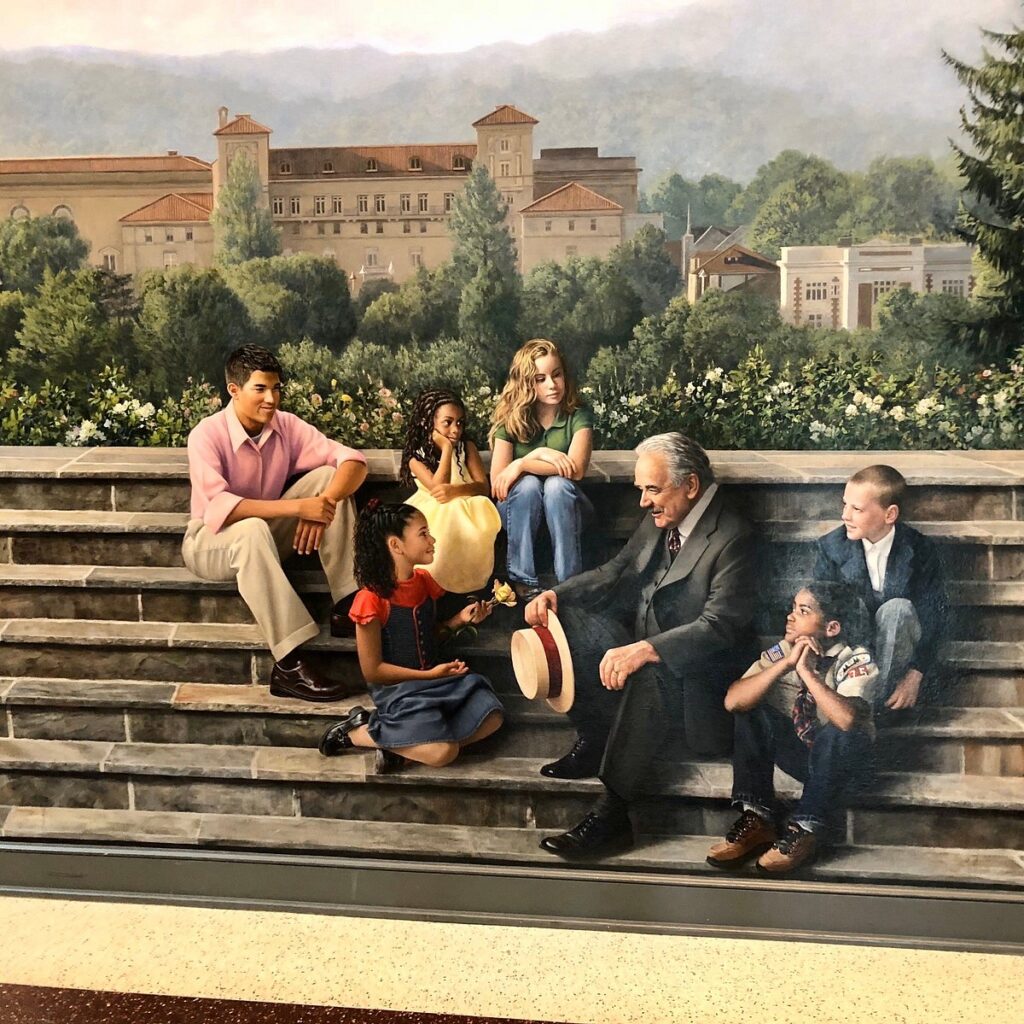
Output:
[212, 152, 281, 265]
[944, 20, 1024, 353]
[448, 165, 520, 367]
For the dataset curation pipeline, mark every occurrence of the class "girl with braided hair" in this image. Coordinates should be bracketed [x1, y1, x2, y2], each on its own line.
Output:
[319, 500, 503, 774]
[400, 389, 501, 595]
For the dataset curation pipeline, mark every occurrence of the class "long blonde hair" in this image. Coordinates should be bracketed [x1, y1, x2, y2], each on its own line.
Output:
[490, 339, 581, 445]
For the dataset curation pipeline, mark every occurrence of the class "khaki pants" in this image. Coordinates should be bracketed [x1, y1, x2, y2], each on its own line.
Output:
[182, 465, 358, 662]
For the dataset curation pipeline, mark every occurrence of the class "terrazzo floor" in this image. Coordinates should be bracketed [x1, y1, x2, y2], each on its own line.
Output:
[0, 896, 1020, 1023]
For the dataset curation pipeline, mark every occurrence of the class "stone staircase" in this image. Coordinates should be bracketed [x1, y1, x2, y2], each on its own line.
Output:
[0, 446, 1021, 890]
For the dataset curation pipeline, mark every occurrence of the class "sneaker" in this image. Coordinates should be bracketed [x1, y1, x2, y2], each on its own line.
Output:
[706, 810, 778, 870]
[756, 823, 818, 876]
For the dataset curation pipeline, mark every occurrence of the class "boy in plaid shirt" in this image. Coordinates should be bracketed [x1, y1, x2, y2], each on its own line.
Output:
[707, 581, 878, 876]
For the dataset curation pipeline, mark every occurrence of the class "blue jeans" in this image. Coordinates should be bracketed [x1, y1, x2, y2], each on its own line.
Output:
[731, 704, 875, 834]
[499, 474, 592, 587]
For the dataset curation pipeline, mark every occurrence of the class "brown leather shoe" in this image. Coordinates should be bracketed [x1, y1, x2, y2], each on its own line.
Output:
[330, 593, 357, 638]
[756, 824, 818, 876]
[270, 658, 348, 703]
[706, 811, 778, 870]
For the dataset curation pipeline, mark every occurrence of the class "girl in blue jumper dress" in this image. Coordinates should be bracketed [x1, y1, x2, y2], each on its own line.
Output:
[318, 500, 504, 773]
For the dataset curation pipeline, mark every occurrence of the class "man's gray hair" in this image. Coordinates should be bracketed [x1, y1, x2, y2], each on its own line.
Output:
[635, 432, 715, 489]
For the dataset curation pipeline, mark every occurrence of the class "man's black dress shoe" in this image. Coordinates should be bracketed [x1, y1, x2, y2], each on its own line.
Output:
[539, 812, 634, 860]
[270, 658, 348, 703]
[318, 706, 371, 756]
[540, 735, 603, 779]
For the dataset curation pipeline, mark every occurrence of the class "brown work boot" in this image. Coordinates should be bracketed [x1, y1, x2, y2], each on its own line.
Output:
[756, 824, 818, 876]
[706, 810, 778, 870]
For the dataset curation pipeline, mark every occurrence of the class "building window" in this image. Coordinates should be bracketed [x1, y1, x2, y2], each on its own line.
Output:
[358, 195, 369, 213]
[185, 228, 194, 241]
[10, 204, 29, 219]
[872, 280, 898, 302]
[544, 220, 552, 232]
[272, 196, 284, 215]
[290, 196, 301, 215]
[403, 221, 411, 234]
[500, 138, 510, 151]
[291, 223, 300, 235]
[102, 252, 118, 271]
[374, 194, 386, 213]
[314, 196, 326, 215]
[805, 282, 828, 301]
[499, 161, 510, 176]
[444, 193, 455, 212]
[332, 196, 343, 214]
[323, 161, 334, 174]
[400, 193, 411, 213]
[420, 221, 427, 234]
[165, 229, 175, 243]
[376, 221, 384, 234]
[410, 249, 423, 267]
[941, 279, 965, 297]
[333, 222, 341, 235]
[568, 219, 575, 232]
[806, 313, 825, 328]
[503, 193, 515, 205]
[566, 245, 578, 257]
[408, 156, 422, 171]
[418, 193, 429, 213]
[279, 161, 292, 174]
[590, 218, 597, 231]
[831, 278, 841, 298]
[163, 252, 178, 268]
[317, 223, 326, 235]
[453, 155, 467, 171]
[359, 222, 368, 234]
[366, 249, 379, 267]
[366, 158, 378, 173]
[52, 204, 73, 220]
[143, 229, 153, 243]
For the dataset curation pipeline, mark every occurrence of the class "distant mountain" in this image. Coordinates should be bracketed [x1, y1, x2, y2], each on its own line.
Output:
[0, 0, 1016, 184]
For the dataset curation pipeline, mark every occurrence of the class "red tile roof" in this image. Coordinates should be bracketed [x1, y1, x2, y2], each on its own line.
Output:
[119, 192, 214, 224]
[472, 105, 539, 127]
[520, 182, 622, 214]
[0, 155, 210, 175]
[214, 114, 272, 136]
[269, 144, 476, 179]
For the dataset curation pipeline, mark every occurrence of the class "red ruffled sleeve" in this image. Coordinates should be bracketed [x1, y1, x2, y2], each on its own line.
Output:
[416, 569, 446, 601]
[349, 588, 389, 626]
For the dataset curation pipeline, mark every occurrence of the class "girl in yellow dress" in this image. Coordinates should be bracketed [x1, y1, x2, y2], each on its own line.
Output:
[400, 389, 501, 595]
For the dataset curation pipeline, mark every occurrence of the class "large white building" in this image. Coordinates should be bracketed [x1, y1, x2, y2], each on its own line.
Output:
[779, 237, 976, 329]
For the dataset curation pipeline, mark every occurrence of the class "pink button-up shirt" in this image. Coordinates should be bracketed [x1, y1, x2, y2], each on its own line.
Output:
[187, 403, 367, 534]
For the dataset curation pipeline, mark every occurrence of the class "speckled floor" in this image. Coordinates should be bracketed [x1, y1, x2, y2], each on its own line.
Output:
[0, 896, 1020, 1024]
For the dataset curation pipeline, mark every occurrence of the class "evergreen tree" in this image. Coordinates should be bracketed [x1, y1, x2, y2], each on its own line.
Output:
[0, 215, 89, 293]
[609, 224, 680, 316]
[944, 21, 1024, 354]
[448, 165, 520, 365]
[211, 152, 281, 265]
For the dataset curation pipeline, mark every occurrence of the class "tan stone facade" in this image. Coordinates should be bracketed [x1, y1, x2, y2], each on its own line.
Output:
[1, 104, 660, 288]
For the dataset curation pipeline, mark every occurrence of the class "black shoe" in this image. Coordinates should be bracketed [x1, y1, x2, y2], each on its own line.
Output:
[540, 734, 603, 779]
[539, 812, 634, 860]
[318, 706, 371, 756]
[373, 748, 407, 775]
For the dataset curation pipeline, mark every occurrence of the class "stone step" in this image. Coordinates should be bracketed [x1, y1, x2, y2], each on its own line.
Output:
[0, 618, 1019, 691]
[2, 805, 1021, 890]
[1, 447, 1021, 521]
[0, 676, 1020, 775]
[0, 741, 1020, 850]
[2, 564, 1023, 639]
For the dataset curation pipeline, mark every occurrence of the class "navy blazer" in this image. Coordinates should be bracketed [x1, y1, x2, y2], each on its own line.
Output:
[814, 520, 948, 675]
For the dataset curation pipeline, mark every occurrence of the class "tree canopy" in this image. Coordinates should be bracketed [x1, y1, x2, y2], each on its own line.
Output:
[211, 151, 281, 265]
[0, 214, 90, 293]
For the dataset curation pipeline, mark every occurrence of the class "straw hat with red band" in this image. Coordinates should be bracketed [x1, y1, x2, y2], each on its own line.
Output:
[510, 611, 575, 713]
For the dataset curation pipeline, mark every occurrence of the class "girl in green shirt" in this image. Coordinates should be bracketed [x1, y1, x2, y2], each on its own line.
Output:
[490, 339, 594, 600]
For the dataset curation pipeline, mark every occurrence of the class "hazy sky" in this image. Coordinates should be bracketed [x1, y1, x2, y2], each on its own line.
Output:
[4, 0, 705, 54]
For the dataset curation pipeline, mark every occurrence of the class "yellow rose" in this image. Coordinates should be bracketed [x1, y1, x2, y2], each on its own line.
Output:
[491, 580, 516, 606]
[341, 393, 353, 404]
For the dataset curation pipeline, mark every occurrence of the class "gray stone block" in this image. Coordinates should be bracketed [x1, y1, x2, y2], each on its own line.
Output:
[11, 535, 183, 567]
[11, 709, 127, 743]
[0, 480, 113, 511]
[103, 742, 257, 778]
[128, 710, 324, 748]
[0, 586, 141, 621]
[132, 778, 294, 816]
[853, 806, 1024, 849]
[0, 770, 129, 809]
[2, 806, 202, 844]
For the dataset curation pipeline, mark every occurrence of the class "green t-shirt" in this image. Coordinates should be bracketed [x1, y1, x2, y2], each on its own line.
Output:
[492, 406, 594, 460]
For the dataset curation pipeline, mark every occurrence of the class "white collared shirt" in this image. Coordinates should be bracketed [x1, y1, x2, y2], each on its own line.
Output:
[673, 481, 719, 547]
[862, 526, 895, 593]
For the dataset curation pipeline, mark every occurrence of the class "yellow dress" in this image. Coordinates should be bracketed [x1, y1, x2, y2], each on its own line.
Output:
[406, 456, 501, 594]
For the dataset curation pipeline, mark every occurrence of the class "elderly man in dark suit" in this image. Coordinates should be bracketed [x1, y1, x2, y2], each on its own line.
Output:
[525, 432, 757, 859]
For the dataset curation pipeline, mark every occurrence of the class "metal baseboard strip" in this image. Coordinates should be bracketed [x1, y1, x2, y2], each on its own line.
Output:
[0, 842, 1021, 956]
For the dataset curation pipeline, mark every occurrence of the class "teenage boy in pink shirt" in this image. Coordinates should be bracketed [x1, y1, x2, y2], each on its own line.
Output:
[183, 345, 367, 702]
